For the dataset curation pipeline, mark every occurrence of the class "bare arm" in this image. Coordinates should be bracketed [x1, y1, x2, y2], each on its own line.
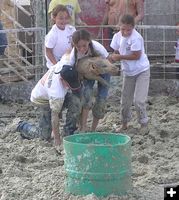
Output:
[101, 6, 109, 26]
[135, 0, 144, 24]
[110, 51, 141, 62]
[46, 47, 57, 65]
[75, 14, 87, 26]
[97, 7, 109, 39]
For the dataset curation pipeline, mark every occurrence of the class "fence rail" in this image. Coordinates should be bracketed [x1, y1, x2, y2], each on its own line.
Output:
[0, 27, 46, 84]
[0, 25, 179, 85]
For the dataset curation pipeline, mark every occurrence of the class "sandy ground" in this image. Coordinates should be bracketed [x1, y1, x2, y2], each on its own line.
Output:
[0, 77, 179, 200]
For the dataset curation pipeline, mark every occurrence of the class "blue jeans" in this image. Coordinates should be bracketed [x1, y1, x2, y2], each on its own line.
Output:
[17, 93, 82, 140]
[0, 21, 8, 55]
[17, 105, 52, 140]
[63, 92, 82, 136]
[82, 74, 110, 119]
[82, 73, 110, 107]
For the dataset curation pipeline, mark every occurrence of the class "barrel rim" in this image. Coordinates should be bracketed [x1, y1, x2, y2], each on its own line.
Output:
[63, 132, 131, 147]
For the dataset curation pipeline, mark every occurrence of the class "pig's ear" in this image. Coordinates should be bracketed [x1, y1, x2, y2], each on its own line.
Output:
[89, 62, 100, 75]
[89, 61, 96, 68]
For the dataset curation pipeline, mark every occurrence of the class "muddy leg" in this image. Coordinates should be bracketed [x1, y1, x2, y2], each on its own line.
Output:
[17, 105, 52, 141]
[63, 92, 82, 136]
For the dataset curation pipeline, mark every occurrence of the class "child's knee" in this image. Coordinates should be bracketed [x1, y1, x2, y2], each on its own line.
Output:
[92, 99, 106, 119]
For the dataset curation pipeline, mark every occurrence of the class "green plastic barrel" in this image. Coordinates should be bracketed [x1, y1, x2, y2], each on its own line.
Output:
[63, 133, 132, 197]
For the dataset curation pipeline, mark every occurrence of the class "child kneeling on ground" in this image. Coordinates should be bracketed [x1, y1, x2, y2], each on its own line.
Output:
[16, 56, 82, 146]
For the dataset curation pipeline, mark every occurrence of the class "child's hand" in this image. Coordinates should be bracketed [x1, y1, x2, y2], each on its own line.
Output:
[79, 21, 87, 26]
[108, 53, 120, 63]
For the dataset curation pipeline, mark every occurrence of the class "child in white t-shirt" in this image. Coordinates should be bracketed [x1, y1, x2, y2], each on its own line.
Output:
[45, 4, 76, 68]
[17, 55, 81, 146]
[109, 14, 150, 132]
[48, 0, 86, 26]
[70, 29, 111, 132]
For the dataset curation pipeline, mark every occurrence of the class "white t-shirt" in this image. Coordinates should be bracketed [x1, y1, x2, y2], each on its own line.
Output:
[69, 40, 109, 65]
[45, 24, 76, 68]
[30, 61, 69, 104]
[110, 29, 150, 76]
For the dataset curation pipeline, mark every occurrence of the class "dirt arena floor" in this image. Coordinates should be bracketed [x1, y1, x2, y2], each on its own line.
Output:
[0, 77, 179, 200]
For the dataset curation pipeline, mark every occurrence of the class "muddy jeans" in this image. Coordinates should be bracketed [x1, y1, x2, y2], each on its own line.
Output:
[82, 74, 110, 119]
[63, 92, 82, 136]
[17, 104, 52, 140]
[17, 92, 82, 140]
[121, 69, 150, 125]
